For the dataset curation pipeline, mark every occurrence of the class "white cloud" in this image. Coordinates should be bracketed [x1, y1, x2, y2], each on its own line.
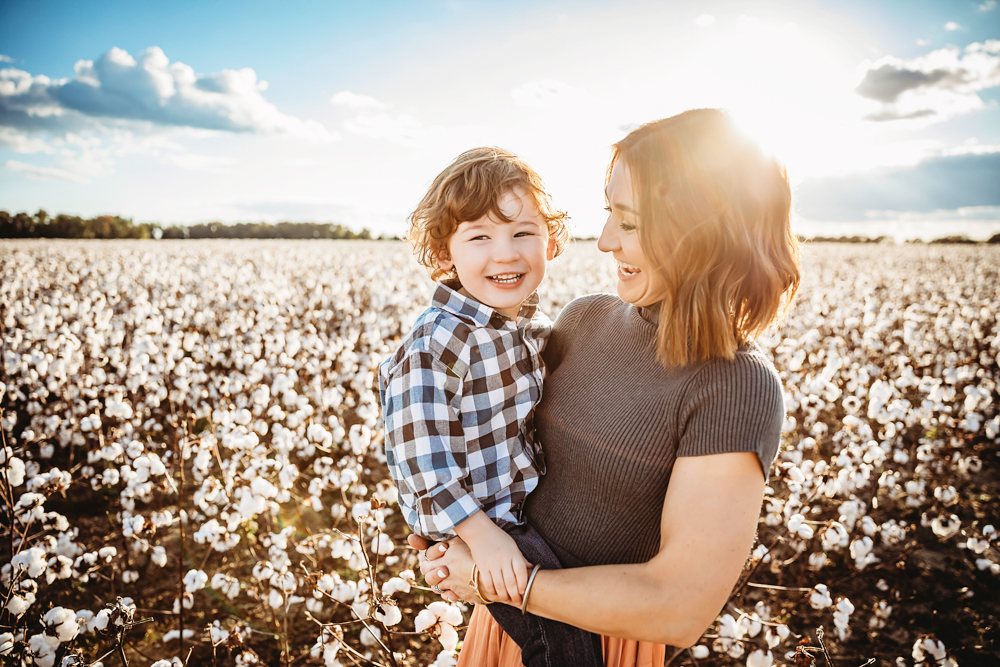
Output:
[160, 153, 235, 173]
[0, 55, 13, 63]
[981, 0, 997, 10]
[0, 128, 56, 153]
[510, 80, 576, 109]
[343, 113, 422, 143]
[1, 46, 333, 140]
[916, 39, 932, 46]
[944, 22, 960, 31]
[331, 91, 386, 109]
[855, 40, 1000, 123]
[5, 159, 90, 183]
[694, 14, 716, 27]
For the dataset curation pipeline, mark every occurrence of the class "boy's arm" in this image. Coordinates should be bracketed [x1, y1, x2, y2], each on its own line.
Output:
[382, 349, 479, 539]
[453, 510, 529, 604]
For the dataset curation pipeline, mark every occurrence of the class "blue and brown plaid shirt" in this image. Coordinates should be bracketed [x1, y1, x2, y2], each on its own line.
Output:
[379, 280, 550, 540]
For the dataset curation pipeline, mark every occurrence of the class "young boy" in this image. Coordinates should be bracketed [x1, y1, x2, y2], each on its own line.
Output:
[379, 148, 603, 667]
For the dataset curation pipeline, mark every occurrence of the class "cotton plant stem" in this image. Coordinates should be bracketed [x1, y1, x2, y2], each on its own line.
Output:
[173, 407, 186, 657]
[0, 412, 17, 563]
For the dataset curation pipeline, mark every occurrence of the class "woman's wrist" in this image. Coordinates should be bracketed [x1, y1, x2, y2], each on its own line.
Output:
[520, 564, 542, 614]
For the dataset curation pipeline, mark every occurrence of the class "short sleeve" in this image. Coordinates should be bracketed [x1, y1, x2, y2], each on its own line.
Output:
[677, 351, 784, 482]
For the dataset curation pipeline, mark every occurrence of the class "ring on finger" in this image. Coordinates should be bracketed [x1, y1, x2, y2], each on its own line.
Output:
[431, 584, 443, 594]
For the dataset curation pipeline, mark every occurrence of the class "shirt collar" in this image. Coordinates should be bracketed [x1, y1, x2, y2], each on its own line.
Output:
[432, 279, 539, 328]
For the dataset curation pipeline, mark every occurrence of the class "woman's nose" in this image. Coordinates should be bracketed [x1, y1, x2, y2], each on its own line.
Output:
[597, 217, 618, 253]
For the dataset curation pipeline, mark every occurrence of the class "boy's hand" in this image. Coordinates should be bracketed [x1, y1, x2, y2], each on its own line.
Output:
[453, 511, 531, 605]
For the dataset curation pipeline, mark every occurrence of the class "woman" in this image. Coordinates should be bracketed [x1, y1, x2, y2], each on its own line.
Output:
[411, 108, 801, 665]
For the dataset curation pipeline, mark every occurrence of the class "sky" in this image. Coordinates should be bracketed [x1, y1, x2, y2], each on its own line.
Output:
[1, 0, 999, 240]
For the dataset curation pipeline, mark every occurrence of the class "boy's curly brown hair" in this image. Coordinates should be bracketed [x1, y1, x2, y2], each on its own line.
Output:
[408, 147, 570, 281]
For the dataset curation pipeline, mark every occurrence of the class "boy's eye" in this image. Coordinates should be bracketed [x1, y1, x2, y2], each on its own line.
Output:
[470, 234, 489, 241]
[514, 231, 536, 237]
[603, 206, 612, 213]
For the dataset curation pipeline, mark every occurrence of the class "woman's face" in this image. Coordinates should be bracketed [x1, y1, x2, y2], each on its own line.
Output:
[598, 160, 666, 307]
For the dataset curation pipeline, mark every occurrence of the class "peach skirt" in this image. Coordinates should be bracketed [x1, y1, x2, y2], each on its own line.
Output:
[456, 604, 666, 667]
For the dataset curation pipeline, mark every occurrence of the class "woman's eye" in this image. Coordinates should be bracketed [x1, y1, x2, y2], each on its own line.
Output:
[619, 222, 636, 232]
[603, 206, 612, 213]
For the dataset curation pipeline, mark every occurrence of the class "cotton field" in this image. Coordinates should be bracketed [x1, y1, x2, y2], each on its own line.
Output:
[1, 239, 998, 667]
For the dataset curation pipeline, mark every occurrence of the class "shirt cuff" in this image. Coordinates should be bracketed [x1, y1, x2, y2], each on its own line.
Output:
[414, 480, 482, 539]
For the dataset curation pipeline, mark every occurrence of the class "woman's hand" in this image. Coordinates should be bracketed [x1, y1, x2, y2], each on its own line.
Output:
[407, 534, 480, 603]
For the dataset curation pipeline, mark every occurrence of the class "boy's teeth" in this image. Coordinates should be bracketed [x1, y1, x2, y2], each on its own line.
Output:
[490, 274, 522, 284]
[617, 260, 640, 275]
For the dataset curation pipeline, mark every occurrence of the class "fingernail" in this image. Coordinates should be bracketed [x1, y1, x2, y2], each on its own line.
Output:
[437, 569, 446, 577]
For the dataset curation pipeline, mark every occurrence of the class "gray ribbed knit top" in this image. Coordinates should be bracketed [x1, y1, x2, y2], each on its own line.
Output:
[525, 293, 783, 568]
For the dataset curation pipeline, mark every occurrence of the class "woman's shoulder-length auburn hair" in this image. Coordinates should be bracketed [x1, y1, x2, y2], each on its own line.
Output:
[610, 108, 801, 368]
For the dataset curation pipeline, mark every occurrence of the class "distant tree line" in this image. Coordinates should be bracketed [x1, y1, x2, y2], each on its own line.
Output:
[3, 210, 999, 244]
[0, 210, 378, 240]
[801, 234, 1000, 244]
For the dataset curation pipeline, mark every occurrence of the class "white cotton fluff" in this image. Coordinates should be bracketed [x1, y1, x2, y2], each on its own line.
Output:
[787, 514, 815, 540]
[371, 534, 394, 555]
[43, 607, 80, 642]
[151, 545, 168, 567]
[809, 584, 833, 610]
[183, 569, 208, 593]
[381, 576, 411, 596]
[6, 591, 35, 617]
[28, 633, 60, 667]
[374, 601, 402, 626]
[5, 457, 25, 487]
[746, 649, 774, 667]
[12, 547, 48, 578]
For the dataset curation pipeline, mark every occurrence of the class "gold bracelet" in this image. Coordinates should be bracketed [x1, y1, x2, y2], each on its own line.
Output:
[520, 564, 542, 615]
[469, 565, 493, 605]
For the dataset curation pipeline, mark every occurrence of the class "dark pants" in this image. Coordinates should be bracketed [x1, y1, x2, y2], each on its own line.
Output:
[488, 523, 605, 667]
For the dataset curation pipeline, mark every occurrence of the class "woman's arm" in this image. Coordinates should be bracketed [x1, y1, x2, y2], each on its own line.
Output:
[422, 450, 766, 648]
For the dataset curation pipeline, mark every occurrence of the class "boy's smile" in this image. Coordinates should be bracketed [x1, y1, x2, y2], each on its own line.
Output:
[437, 187, 556, 319]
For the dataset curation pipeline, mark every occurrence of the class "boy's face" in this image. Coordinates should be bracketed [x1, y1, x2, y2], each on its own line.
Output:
[437, 187, 556, 319]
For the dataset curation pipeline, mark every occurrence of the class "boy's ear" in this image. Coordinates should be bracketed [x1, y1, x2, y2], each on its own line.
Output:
[435, 246, 454, 271]
[546, 236, 557, 261]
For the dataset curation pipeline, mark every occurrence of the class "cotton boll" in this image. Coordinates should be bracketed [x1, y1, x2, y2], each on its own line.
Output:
[746, 649, 774, 667]
[151, 545, 168, 567]
[381, 577, 411, 596]
[7, 592, 35, 616]
[374, 601, 402, 626]
[43, 607, 80, 642]
[359, 626, 380, 647]
[371, 534, 394, 555]
[5, 457, 25, 487]
[438, 622, 459, 651]
[931, 514, 961, 539]
[809, 584, 833, 610]
[0, 632, 14, 655]
[28, 633, 60, 667]
[183, 569, 208, 593]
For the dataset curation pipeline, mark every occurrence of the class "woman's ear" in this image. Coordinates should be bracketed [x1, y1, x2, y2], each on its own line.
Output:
[435, 246, 454, 271]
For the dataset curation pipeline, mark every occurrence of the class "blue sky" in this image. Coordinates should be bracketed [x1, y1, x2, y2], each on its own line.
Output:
[1, 0, 998, 239]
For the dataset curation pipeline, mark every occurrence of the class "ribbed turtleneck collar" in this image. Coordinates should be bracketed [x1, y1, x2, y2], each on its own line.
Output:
[635, 301, 661, 326]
